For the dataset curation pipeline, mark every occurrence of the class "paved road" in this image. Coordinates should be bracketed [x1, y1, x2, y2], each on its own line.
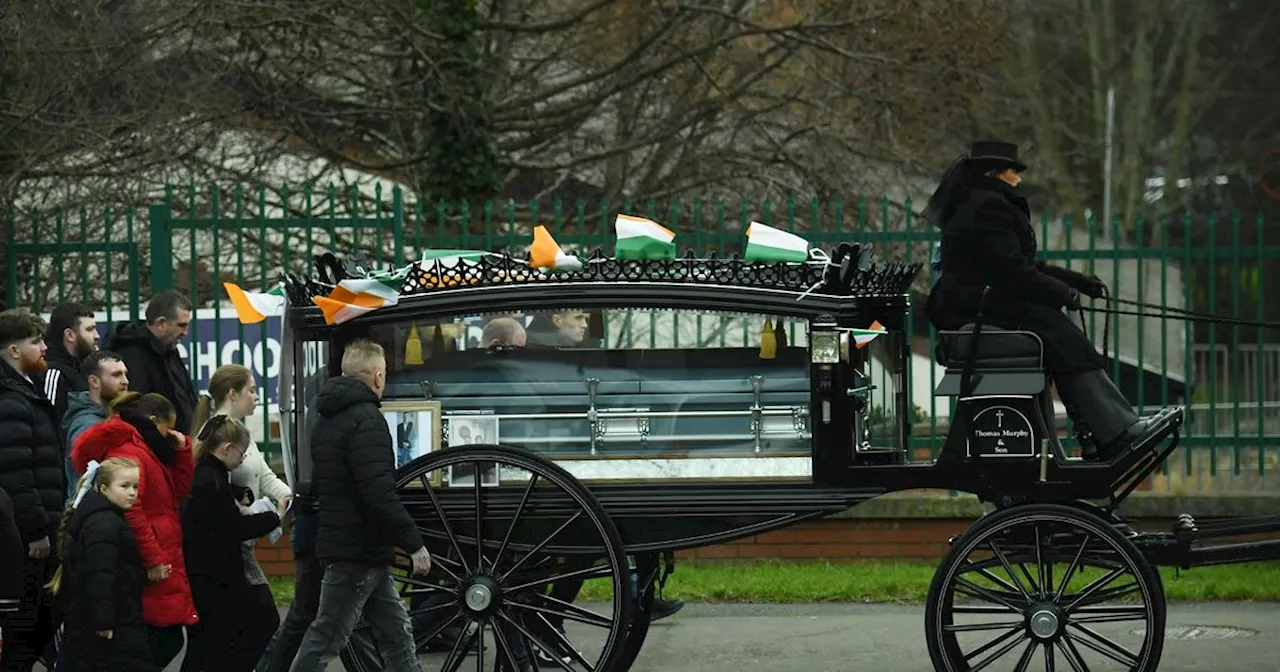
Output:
[143, 602, 1280, 671]
[624, 602, 1280, 672]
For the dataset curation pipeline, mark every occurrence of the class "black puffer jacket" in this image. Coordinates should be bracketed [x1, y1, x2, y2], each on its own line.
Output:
[0, 488, 23, 616]
[311, 376, 423, 565]
[60, 489, 156, 672]
[0, 363, 66, 543]
[103, 320, 197, 434]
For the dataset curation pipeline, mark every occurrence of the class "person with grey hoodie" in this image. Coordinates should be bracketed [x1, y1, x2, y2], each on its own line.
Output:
[62, 351, 129, 495]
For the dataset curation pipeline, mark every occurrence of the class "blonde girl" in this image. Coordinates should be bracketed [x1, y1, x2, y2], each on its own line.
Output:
[50, 456, 156, 672]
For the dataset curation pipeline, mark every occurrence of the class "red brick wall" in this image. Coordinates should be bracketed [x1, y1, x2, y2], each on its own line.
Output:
[675, 519, 970, 562]
[253, 516, 1280, 576]
[252, 518, 975, 575]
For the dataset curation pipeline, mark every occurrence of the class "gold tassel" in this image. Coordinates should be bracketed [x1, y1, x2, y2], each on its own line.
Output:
[404, 324, 423, 365]
[759, 317, 777, 359]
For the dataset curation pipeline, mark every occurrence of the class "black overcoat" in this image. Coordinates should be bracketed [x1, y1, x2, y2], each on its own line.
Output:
[925, 176, 1106, 374]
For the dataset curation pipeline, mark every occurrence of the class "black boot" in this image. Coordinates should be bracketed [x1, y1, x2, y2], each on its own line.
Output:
[1054, 369, 1148, 461]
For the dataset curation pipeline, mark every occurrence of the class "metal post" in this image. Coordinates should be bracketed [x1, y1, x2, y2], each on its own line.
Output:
[148, 203, 174, 292]
[1103, 86, 1116, 241]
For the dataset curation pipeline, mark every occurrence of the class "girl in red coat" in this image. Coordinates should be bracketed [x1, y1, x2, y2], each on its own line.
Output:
[72, 392, 198, 668]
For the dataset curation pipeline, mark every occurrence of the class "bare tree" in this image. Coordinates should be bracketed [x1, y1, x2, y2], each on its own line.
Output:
[990, 0, 1278, 240]
[4, 0, 1015, 310]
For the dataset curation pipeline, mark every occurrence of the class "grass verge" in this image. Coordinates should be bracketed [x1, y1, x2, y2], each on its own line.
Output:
[267, 559, 1280, 607]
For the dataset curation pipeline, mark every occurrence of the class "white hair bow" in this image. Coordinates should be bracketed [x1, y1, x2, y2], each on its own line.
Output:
[73, 460, 101, 508]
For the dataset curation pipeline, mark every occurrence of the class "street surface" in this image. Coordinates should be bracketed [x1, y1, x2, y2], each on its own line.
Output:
[132, 602, 1280, 671]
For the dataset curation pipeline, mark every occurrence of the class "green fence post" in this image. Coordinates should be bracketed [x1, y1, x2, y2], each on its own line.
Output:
[3, 211, 16, 308]
[392, 186, 405, 267]
[148, 203, 174, 292]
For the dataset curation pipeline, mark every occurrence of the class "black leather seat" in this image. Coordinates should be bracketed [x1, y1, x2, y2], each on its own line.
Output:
[935, 323, 1043, 369]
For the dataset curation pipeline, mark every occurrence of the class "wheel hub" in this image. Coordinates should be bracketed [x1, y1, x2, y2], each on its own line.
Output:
[459, 575, 503, 617]
[1026, 603, 1066, 641]
[465, 584, 493, 611]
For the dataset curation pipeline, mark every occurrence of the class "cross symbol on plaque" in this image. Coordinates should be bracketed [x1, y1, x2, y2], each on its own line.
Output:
[995, 409, 1004, 427]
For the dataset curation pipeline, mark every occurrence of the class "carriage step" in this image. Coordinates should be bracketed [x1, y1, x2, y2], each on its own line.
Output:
[1125, 406, 1184, 455]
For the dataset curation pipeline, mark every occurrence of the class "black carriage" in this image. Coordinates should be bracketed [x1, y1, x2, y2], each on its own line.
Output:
[276, 244, 1280, 672]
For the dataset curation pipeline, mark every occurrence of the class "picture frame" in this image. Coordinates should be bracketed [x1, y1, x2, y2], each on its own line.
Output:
[445, 414, 501, 488]
[381, 400, 443, 487]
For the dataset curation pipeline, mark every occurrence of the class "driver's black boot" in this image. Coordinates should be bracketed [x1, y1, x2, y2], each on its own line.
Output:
[1054, 369, 1149, 461]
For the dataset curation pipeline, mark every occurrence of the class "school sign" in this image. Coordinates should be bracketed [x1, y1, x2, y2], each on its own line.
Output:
[49, 308, 285, 406]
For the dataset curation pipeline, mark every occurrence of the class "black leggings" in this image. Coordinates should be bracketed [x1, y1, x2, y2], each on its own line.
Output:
[147, 624, 185, 669]
[182, 577, 278, 672]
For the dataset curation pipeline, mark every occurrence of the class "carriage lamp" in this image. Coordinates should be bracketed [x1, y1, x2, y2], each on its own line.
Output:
[810, 316, 839, 364]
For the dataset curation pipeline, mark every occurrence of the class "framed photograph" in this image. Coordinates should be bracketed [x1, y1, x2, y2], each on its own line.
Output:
[445, 415, 500, 487]
[381, 400, 443, 473]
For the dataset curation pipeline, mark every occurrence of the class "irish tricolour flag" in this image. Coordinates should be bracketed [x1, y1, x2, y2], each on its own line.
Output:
[743, 221, 810, 263]
[853, 321, 886, 349]
[529, 225, 583, 272]
[312, 272, 408, 325]
[614, 214, 675, 260]
[223, 282, 286, 324]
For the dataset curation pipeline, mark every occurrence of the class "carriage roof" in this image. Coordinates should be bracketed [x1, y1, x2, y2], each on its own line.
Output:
[280, 244, 922, 333]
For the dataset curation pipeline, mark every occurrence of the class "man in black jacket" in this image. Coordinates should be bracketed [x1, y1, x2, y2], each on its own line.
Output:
[103, 290, 198, 434]
[0, 310, 66, 671]
[288, 339, 431, 672]
[39, 302, 98, 421]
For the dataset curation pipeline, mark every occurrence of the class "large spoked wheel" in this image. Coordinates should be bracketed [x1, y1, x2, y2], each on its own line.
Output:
[925, 503, 1166, 672]
[341, 444, 633, 672]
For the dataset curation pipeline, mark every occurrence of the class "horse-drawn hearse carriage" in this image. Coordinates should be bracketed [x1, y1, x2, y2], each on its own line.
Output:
[275, 241, 1280, 672]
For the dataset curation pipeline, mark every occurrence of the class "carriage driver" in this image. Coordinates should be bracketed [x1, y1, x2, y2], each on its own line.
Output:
[923, 140, 1157, 461]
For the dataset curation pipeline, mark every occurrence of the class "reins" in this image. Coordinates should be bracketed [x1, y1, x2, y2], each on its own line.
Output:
[1077, 291, 1280, 356]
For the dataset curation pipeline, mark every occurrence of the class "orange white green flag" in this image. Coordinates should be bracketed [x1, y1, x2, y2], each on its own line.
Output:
[529, 225, 583, 272]
[223, 282, 286, 324]
[311, 270, 408, 325]
[852, 321, 886, 349]
[614, 214, 675, 260]
[743, 221, 810, 263]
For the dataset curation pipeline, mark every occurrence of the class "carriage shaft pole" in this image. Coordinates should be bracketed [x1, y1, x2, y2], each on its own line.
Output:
[1186, 539, 1280, 567]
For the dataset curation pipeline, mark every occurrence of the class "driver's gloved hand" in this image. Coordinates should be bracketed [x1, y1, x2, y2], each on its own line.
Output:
[1079, 274, 1107, 299]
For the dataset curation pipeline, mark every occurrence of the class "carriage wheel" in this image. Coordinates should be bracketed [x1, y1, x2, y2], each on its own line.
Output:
[925, 503, 1166, 672]
[342, 444, 633, 672]
[611, 553, 660, 672]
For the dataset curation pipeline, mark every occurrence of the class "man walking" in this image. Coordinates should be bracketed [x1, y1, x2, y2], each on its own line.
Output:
[0, 310, 66, 671]
[40, 302, 98, 420]
[288, 339, 431, 672]
[60, 350, 129, 494]
[103, 290, 198, 433]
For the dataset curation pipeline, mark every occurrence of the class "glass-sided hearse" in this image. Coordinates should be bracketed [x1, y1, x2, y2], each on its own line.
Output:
[276, 244, 1278, 672]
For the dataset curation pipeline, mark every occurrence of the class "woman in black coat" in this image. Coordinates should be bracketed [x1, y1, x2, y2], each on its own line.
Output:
[925, 141, 1155, 460]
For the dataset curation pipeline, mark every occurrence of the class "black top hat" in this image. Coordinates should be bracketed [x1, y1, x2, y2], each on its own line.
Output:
[968, 140, 1027, 172]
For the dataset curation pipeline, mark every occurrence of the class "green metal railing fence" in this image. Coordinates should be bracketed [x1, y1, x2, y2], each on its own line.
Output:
[4, 185, 1277, 491]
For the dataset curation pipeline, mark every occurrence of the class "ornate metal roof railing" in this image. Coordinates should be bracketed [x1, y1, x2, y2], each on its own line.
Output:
[282, 243, 922, 309]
